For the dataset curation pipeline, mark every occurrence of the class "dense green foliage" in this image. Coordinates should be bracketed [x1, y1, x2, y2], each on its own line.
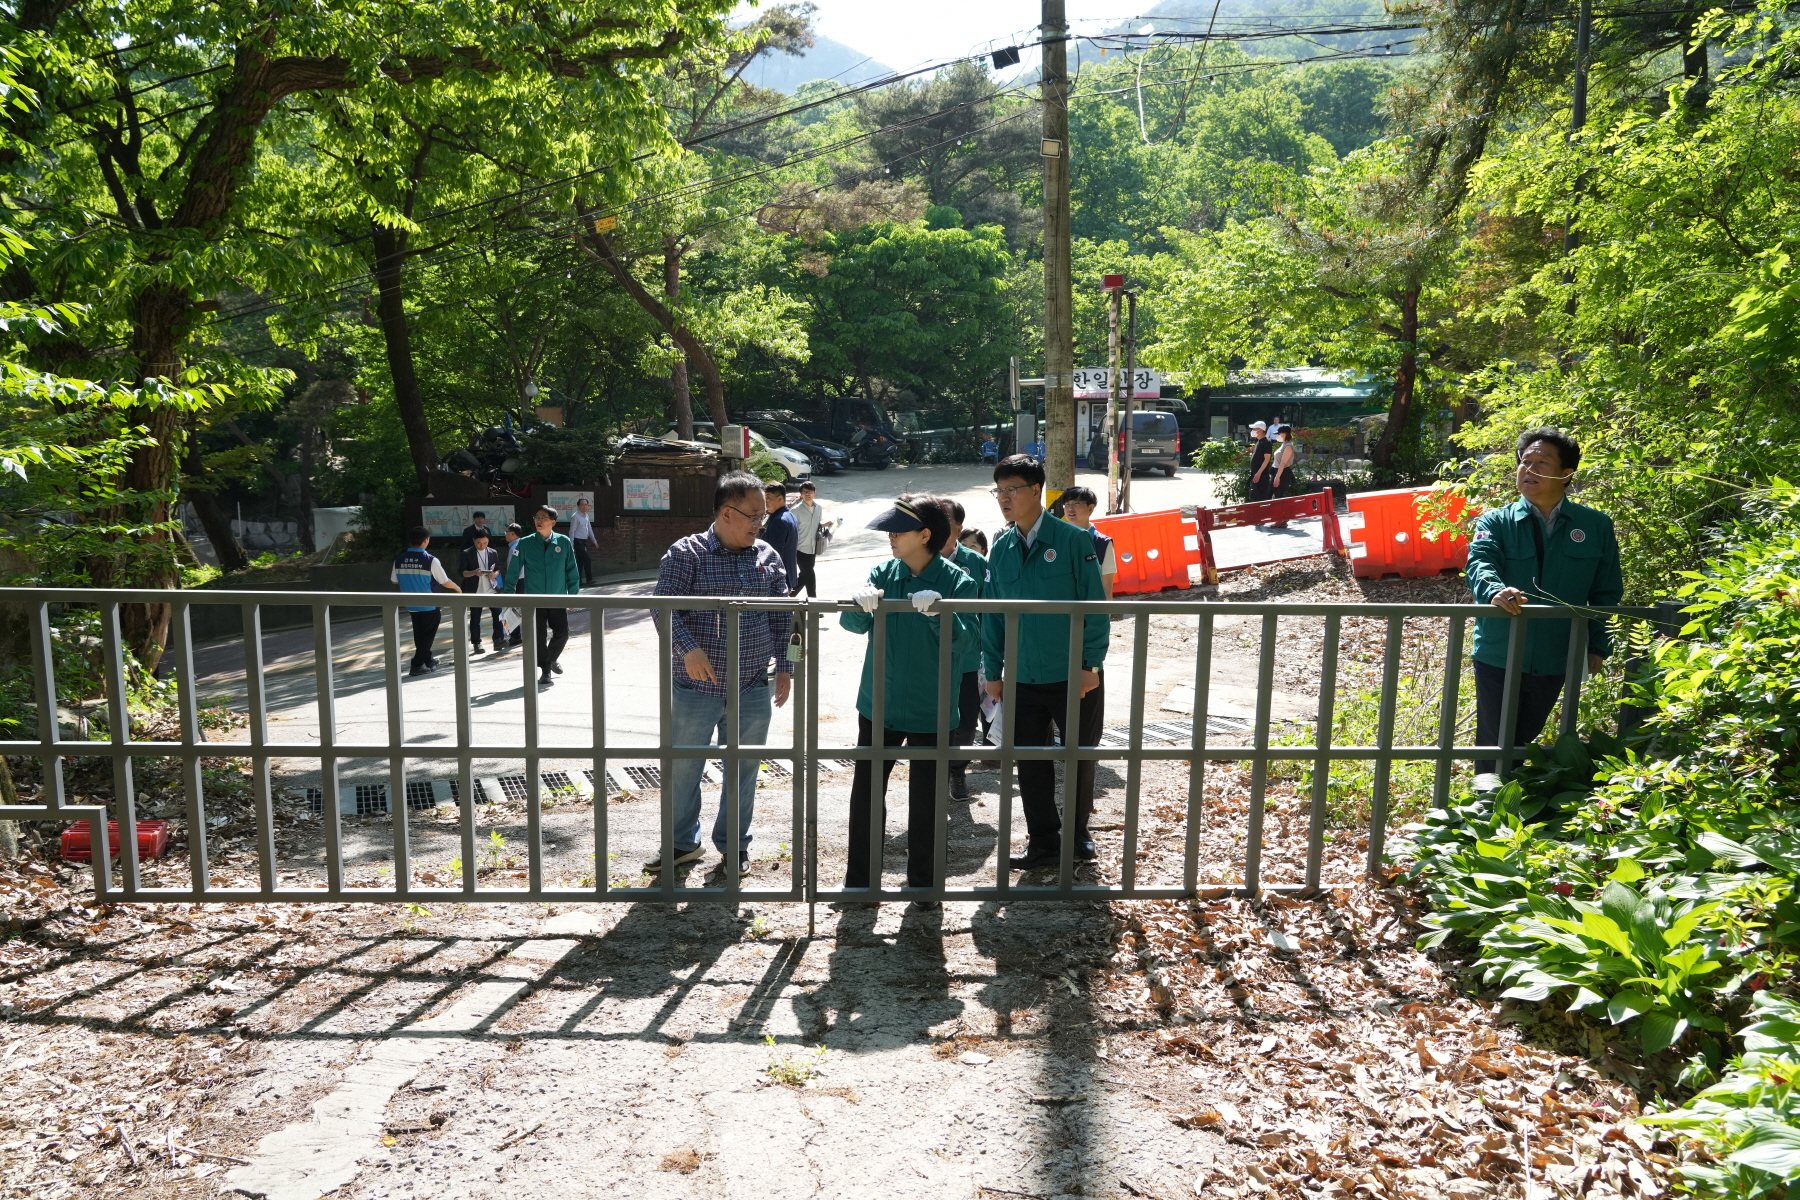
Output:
[1404, 490, 1800, 1192]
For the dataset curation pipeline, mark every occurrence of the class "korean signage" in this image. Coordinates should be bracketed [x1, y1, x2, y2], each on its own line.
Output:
[622, 479, 671, 511]
[1071, 367, 1163, 400]
[546, 490, 594, 516]
[419, 504, 474, 538]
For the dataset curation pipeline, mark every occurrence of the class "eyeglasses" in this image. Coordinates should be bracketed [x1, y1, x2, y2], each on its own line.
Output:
[990, 484, 1037, 499]
[725, 504, 768, 526]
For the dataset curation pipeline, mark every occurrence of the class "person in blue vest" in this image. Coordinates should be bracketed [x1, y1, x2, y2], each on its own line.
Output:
[391, 526, 461, 676]
[1465, 427, 1624, 779]
[981, 455, 1109, 869]
[938, 497, 988, 800]
[508, 505, 582, 687]
[842, 495, 978, 896]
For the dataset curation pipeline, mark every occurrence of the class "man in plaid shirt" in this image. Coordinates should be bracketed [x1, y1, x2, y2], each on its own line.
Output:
[650, 470, 795, 875]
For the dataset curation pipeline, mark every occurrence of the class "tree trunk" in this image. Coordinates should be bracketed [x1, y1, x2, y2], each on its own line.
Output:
[181, 468, 250, 573]
[579, 230, 729, 429]
[1369, 289, 1420, 471]
[370, 223, 438, 494]
[665, 238, 695, 440]
[296, 429, 317, 554]
[1682, 25, 1710, 112]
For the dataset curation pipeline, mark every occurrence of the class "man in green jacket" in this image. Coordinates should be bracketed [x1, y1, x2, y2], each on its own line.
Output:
[841, 495, 979, 895]
[510, 504, 583, 687]
[940, 497, 988, 800]
[980, 455, 1109, 869]
[1464, 428, 1623, 777]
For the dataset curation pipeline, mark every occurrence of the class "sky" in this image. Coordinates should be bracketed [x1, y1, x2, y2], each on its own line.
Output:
[733, 1, 1159, 76]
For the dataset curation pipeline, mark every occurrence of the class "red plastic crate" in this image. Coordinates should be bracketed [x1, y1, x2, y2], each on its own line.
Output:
[59, 820, 171, 862]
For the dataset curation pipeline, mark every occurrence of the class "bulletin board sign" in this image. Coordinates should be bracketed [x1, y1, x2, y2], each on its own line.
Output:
[622, 479, 671, 511]
[546, 490, 595, 516]
[420, 504, 473, 538]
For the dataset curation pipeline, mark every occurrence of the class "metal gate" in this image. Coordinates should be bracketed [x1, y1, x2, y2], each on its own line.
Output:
[0, 588, 1660, 907]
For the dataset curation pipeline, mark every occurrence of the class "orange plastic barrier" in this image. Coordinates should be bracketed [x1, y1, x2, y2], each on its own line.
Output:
[1091, 508, 1195, 594]
[1191, 489, 1344, 585]
[1346, 487, 1471, 579]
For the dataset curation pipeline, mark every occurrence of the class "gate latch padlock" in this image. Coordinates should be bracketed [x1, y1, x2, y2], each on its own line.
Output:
[786, 632, 803, 664]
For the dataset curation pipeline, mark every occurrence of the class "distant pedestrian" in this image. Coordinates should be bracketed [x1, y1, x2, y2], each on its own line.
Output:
[762, 481, 800, 592]
[1268, 425, 1298, 527]
[650, 472, 795, 876]
[938, 498, 987, 800]
[793, 481, 825, 599]
[982, 455, 1109, 869]
[499, 522, 524, 648]
[1466, 428, 1623, 781]
[391, 526, 461, 676]
[843, 495, 978, 896]
[568, 497, 600, 587]
[460, 510, 497, 549]
[1247, 420, 1274, 502]
[1058, 486, 1117, 601]
[509, 505, 581, 687]
[460, 532, 504, 654]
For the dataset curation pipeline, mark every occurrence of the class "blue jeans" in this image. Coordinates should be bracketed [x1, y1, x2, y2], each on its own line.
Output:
[668, 681, 773, 854]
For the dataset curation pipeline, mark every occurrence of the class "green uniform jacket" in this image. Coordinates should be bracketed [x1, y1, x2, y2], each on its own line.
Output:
[945, 541, 988, 676]
[981, 513, 1109, 685]
[508, 531, 582, 596]
[1465, 496, 1623, 675]
[840, 555, 979, 732]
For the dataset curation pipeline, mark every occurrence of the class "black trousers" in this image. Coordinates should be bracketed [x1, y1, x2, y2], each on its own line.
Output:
[845, 716, 941, 889]
[1473, 659, 1567, 775]
[408, 609, 440, 671]
[535, 608, 570, 671]
[573, 542, 593, 586]
[1014, 673, 1105, 849]
[468, 605, 503, 647]
[950, 670, 980, 765]
[1248, 473, 1275, 502]
[796, 552, 818, 599]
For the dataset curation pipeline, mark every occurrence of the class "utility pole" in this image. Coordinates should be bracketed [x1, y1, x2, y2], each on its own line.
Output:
[1041, 0, 1075, 491]
[1104, 281, 1122, 511]
[1563, 0, 1592, 287]
[1121, 289, 1138, 513]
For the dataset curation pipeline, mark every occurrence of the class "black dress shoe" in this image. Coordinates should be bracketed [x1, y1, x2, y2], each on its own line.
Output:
[1008, 843, 1061, 870]
[948, 770, 970, 801]
[550, 662, 563, 675]
[1073, 838, 1097, 861]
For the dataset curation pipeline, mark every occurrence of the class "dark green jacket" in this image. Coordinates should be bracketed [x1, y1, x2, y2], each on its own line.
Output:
[840, 555, 979, 732]
[980, 512, 1109, 685]
[1465, 496, 1623, 674]
[945, 541, 988, 676]
[508, 530, 582, 596]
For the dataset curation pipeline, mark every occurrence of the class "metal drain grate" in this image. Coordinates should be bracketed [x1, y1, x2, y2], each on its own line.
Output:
[622, 765, 663, 790]
[759, 760, 793, 778]
[404, 780, 437, 810]
[306, 787, 324, 814]
[353, 783, 388, 815]
[496, 775, 529, 802]
[581, 768, 623, 797]
[541, 771, 578, 794]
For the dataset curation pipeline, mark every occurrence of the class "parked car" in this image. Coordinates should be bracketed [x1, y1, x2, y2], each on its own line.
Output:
[746, 420, 851, 474]
[1088, 410, 1182, 477]
[660, 423, 813, 480]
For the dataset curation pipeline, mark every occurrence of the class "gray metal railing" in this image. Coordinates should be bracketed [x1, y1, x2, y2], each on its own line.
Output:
[0, 588, 1660, 910]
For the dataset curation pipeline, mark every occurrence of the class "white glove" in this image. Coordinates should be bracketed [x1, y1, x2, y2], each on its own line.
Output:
[852, 584, 883, 613]
[910, 589, 942, 614]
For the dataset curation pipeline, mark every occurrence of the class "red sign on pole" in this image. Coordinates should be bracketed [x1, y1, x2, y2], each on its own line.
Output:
[1101, 273, 1124, 291]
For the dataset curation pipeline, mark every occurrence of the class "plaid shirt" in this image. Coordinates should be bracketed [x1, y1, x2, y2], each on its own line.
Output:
[655, 527, 794, 693]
